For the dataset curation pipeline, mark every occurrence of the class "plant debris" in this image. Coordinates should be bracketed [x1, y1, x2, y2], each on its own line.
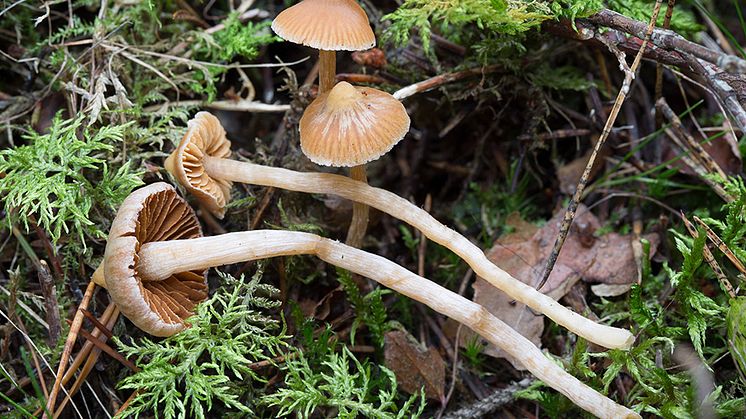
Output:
[2, 0, 746, 417]
[384, 330, 446, 402]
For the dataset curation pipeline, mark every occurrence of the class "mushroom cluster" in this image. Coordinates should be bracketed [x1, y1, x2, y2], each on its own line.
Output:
[165, 112, 633, 350]
[273, 0, 409, 247]
[48, 2, 640, 418]
[106, 183, 643, 419]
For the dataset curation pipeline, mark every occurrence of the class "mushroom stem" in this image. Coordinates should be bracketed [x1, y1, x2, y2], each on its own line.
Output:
[134, 230, 638, 419]
[318, 50, 336, 94]
[346, 164, 369, 247]
[200, 155, 634, 350]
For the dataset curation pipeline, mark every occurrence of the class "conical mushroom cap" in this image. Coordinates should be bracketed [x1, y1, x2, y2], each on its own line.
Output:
[165, 112, 232, 219]
[271, 0, 375, 51]
[104, 183, 208, 337]
[300, 81, 410, 167]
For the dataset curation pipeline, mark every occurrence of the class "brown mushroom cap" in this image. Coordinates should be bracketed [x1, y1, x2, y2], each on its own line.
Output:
[164, 112, 232, 219]
[271, 0, 375, 51]
[299, 81, 410, 167]
[104, 182, 208, 337]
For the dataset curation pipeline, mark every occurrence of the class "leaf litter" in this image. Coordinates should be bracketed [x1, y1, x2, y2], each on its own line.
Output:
[465, 206, 659, 368]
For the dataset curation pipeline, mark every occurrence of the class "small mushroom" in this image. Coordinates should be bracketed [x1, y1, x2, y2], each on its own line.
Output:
[101, 182, 209, 336]
[164, 112, 634, 351]
[109, 182, 639, 419]
[302, 81, 410, 247]
[271, 0, 375, 94]
[299, 81, 409, 167]
[272, 1, 387, 247]
[45, 186, 208, 416]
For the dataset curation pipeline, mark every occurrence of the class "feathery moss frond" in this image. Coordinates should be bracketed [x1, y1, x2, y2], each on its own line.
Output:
[262, 344, 425, 419]
[0, 114, 142, 245]
[116, 268, 288, 419]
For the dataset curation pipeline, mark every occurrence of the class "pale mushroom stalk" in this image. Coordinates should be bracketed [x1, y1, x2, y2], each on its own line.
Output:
[133, 229, 638, 419]
[195, 155, 634, 350]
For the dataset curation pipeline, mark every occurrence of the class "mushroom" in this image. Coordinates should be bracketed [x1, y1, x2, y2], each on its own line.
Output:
[109, 182, 640, 419]
[99, 182, 209, 336]
[272, 1, 391, 247]
[299, 81, 410, 246]
[45, 187, 208, 417]
[271, 0, 375, 94]
[165, 112, 634, 351]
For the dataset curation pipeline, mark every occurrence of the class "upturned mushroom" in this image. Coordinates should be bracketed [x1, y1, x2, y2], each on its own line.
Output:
[164, 112, 634, 351]
[104, 182, 639, 419]
[271, 0, 375, 94]
[45, 189, 208, 417]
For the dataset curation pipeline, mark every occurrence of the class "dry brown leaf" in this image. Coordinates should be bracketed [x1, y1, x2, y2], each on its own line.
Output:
[384, 330, 445, 402]
[472, 271, 546, 369]
[488, 204, 659, 293]
[468, 205, 659, 368]
[297, 287, 345, 321]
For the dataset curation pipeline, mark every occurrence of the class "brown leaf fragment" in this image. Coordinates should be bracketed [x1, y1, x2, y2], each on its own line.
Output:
[384, 330, 445, 402]
[472, 272, 546, 370]
[468, 205, 659, 367]
[494, 205, 659, 292]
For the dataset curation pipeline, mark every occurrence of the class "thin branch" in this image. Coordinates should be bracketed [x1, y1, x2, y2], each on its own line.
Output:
[657, 98, 730, 180]
[587, 9, 746, 74]
[393, 65, 501, 100]
[684, 55, 746, 132]
[441, 379, 533, 419]
[536, 1, 664, 291]
[144, 99, 290, 113]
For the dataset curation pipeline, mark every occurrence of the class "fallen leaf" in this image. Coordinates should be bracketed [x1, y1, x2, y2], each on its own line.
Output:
[384, 330, 445, 402]
[468, 205, 659, 368]
[297, 286, 345, 321]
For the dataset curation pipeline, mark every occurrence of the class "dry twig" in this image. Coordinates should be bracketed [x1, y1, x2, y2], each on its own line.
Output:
[441, 378, 533, 419]
[536, 1, 664, 290]
[587, 9, 746, 74]
[393, 65, 501, 100]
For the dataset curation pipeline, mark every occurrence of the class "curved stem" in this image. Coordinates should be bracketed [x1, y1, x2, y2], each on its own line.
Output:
[201, 156, 634, 350]
[135, 230, 638, 419]
[346, 164, 369, 247]
[318, 50, 336, 94]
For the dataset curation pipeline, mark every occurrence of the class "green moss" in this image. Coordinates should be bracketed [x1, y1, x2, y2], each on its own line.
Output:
[117, 269, 288, 418]
[0, 114, 143, 245]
